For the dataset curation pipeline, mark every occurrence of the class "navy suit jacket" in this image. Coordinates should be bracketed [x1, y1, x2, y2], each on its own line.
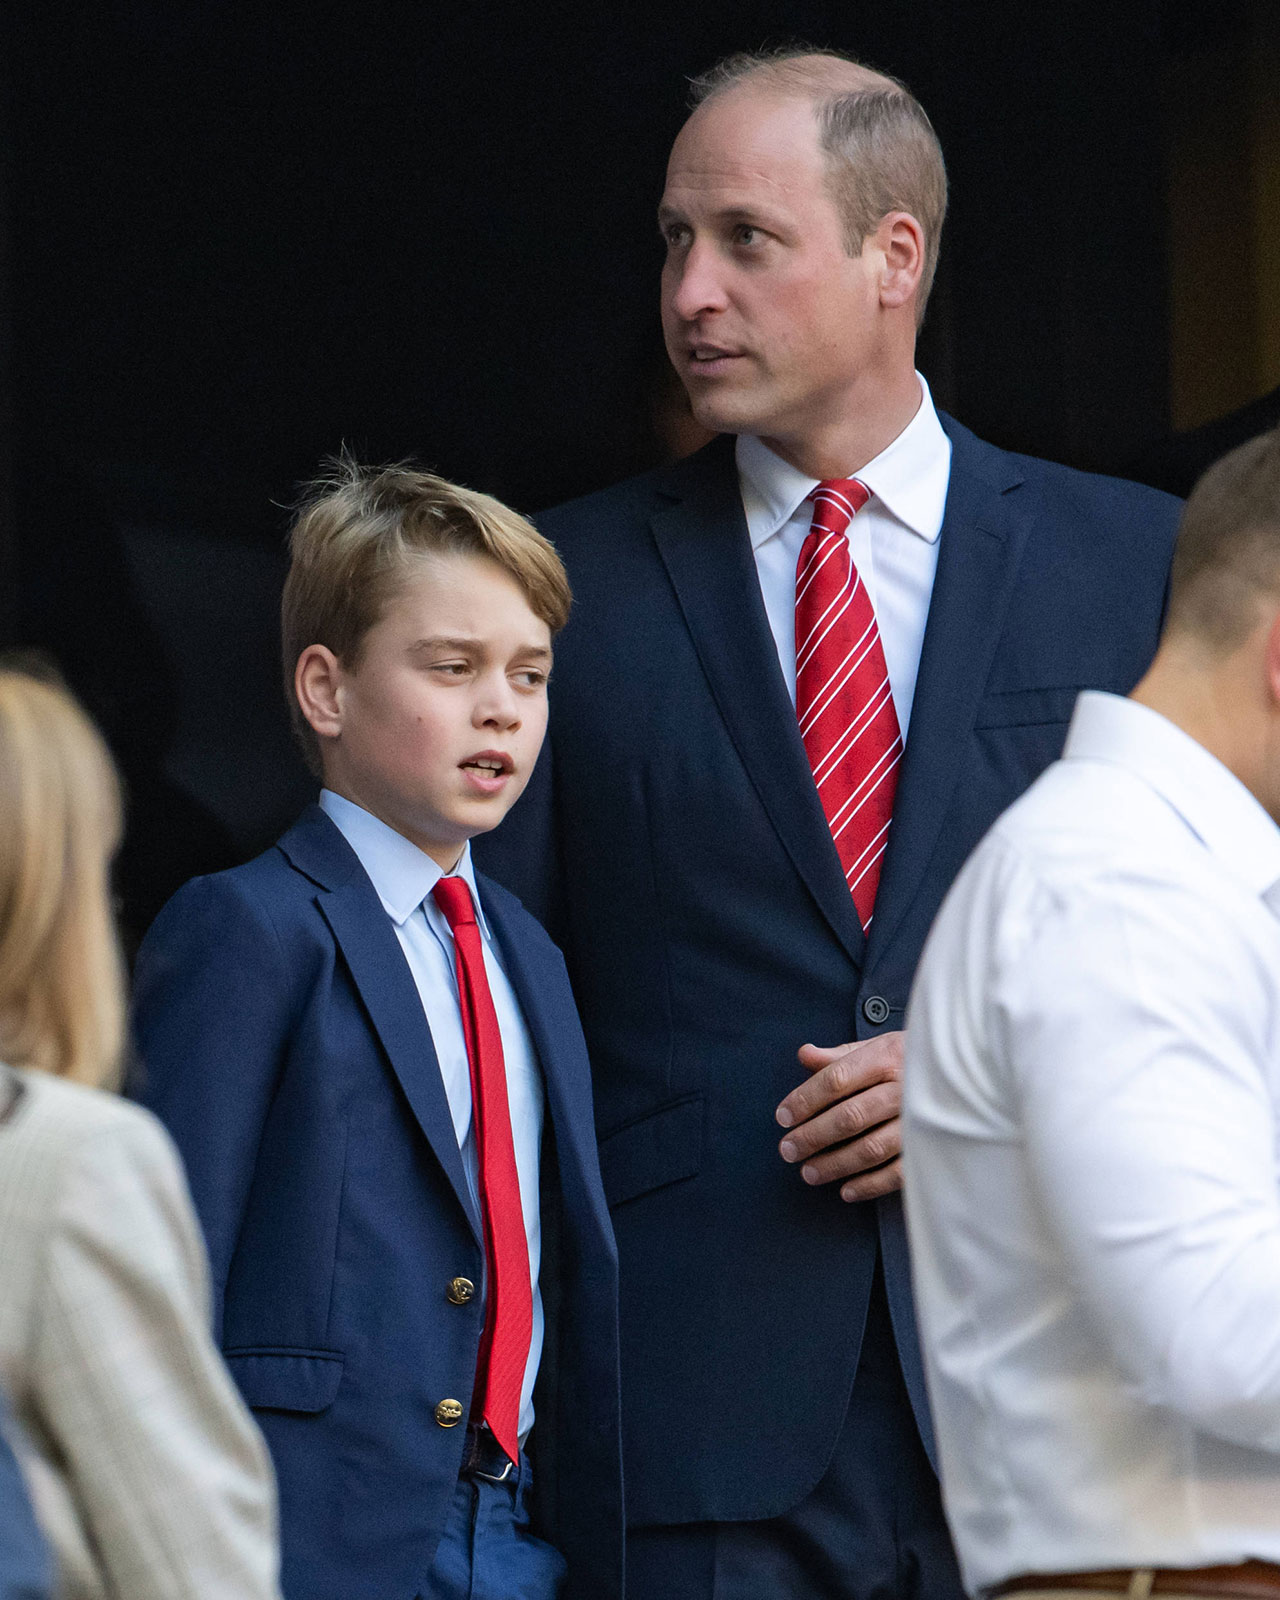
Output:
[475, 417, 1183, 1528]
[132, 807, 623, 1600]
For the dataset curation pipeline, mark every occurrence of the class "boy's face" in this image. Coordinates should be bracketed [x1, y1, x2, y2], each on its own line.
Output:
[311, 551, 552, 869]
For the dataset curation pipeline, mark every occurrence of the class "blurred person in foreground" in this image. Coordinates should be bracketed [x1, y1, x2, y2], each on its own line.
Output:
[0, 667, 282, 1600]
[904, 426, 1280, 1600]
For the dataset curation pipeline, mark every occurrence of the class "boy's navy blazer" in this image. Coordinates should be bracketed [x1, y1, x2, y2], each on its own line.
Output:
[132, 806, 623, 1600]
[475, 416, 1184, 1528]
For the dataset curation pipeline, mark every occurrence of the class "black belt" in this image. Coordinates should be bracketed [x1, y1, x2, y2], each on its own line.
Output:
[460, 1423, 516, 1485]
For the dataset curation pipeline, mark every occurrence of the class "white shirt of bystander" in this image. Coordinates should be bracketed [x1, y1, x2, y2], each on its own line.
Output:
[904, 689, 1280, 1594]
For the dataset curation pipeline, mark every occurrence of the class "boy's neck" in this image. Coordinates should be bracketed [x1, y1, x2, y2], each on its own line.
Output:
[319, 780, 466, 874]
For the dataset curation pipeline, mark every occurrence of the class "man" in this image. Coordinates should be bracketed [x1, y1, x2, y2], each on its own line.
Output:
[477, 46, 1180, 1599]
[904, 429, 1280, 1600]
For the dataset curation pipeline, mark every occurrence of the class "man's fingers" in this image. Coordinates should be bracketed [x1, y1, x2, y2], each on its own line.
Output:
[776, 1030, 904, 1129]
[778, 1082, 901, 1164]
[839, 1156, 903, 1203]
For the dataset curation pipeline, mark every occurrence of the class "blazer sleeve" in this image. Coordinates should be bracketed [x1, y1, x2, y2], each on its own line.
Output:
[131, 873, 295, 1338]
[30, 1105, 281, 1600]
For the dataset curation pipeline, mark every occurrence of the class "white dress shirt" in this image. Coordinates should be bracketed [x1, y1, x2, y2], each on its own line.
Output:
[319, 791, 544, 1440]
[903, 692, 1280, 1593]
[737, 373, 951, 736]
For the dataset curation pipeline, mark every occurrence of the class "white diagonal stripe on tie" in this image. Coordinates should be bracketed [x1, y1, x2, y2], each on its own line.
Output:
[797, 630, 880, 737]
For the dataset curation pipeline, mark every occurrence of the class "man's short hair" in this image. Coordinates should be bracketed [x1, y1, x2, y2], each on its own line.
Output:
[1165, 426, 1280, 651]
[281, 456, 571, 773]
[689, 46, 948, 324]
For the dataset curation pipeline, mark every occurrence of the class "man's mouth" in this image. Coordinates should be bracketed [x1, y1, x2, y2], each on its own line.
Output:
[685, 344, 745, 374]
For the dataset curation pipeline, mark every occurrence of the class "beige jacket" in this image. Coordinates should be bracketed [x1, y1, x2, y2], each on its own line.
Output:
[0, 1066, 281, 1600]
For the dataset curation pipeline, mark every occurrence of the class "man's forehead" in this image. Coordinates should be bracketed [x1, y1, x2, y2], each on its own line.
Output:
[663, 92, 827, 201]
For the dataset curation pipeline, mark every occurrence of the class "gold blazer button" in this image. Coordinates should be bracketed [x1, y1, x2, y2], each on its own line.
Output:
[434, 1398, 465, 1428]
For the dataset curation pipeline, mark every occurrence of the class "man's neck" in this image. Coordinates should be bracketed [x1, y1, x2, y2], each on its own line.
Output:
[759, 367, 923, 480]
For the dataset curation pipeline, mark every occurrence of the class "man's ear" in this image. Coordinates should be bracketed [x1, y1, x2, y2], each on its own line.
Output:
[873, 211, 925, 312]
[295, 645, 345, 741]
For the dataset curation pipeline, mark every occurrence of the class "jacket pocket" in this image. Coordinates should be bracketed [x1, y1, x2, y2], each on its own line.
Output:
[597, 1093, 703, 1209]
[223, 1347, 344, 1413]
[973, 685, 1082, 729]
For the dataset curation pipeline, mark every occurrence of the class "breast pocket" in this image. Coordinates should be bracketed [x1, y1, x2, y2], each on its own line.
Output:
[972, 685, 1083, 729]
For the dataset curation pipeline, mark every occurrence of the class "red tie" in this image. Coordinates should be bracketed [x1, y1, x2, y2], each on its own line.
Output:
[432, 875, 532, 1464]
[795, 479, 903, 931]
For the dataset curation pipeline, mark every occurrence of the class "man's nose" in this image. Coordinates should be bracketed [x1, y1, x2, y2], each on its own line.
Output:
[666, 242, 728, 321]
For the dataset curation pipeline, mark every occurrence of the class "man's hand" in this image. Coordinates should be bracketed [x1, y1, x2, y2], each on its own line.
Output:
[775, 1032, 904, 1202]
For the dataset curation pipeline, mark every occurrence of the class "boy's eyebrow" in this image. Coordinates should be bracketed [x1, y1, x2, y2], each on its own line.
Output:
[410, 636, 554, 660]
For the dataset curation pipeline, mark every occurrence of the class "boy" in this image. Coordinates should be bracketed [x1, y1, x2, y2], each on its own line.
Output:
[131, 462, 623, 1600]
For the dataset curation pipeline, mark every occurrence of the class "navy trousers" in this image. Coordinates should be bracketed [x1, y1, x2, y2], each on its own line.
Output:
[626, 1267, 965, 1600]
[423, 1460, 567, 1600]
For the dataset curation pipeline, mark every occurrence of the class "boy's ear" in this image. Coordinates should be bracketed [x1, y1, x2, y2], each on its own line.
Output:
[295, 645, 345, 741]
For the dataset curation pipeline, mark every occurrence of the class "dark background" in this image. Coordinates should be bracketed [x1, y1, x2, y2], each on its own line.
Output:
[2, 0, 1278, 944]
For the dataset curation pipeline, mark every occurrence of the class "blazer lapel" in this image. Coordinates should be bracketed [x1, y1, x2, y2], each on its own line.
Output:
[481, 889, 612, 1238]
[867, 418, 1032, 964]
[648, 442, 867, 968]
[279, 808, 482, 1245]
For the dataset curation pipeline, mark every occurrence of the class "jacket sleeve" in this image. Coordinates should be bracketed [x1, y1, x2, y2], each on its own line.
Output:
[130, 873, 295, 1340]
[31, 1105, 281, 1600]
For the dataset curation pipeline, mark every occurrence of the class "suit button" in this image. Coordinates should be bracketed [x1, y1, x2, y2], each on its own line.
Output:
[862, 995, 891, 1026]
[446, 1276, 476, 1305]
[434, 1398, 464, 1428]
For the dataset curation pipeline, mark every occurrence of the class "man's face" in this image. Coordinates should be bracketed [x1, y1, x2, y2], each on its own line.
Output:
[659, 89, 884, 455]
[324, 552, 552, 869]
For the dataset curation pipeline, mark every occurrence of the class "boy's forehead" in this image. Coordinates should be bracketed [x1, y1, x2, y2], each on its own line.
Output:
[380, 551, 551, 641]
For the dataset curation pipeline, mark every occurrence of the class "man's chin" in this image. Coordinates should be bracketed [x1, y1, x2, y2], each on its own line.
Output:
[687, 393, 769, 438]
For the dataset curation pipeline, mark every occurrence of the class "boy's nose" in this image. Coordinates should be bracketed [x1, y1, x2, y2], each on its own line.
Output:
[475, 680, 521, 728]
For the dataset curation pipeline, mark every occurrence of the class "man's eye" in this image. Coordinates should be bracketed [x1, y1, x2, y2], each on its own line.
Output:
[662, 224, 689, 248]
[432, 661, 469, 676]
[735, 225, 760, 246]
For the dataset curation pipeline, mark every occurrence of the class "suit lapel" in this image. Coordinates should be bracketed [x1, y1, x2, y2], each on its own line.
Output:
[279, 808, 482, 1245]
[481, 891, 599, 1200]
[648, 442, 867, 968]
[867, 419, 1032, 964]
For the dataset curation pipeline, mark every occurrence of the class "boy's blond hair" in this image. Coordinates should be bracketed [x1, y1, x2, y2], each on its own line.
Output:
[282, 457, 572, 774]
[0, 668, 126, 1088]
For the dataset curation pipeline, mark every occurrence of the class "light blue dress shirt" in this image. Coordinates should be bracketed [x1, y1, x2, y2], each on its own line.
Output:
[319, 791, 545, 1440]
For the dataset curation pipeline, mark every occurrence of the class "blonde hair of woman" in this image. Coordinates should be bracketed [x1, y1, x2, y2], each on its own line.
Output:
[0, 667, 282, 1600]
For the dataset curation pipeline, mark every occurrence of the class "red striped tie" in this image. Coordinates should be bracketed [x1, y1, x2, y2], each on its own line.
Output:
[432, 875, 532, 1465]
[795, 479, 902, 931]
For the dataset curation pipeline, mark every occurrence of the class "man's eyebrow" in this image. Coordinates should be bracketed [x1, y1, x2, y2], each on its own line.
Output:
[658, 202, 779, 228]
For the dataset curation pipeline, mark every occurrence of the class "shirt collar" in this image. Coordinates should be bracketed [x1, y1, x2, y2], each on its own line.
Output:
[318, 789, 492, 937]
[735, 372, 951, 552]
[1064, 691, 1280, 906]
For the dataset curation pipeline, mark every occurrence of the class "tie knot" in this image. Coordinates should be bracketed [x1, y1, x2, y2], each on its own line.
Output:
[809, 478, 870, 539]
[432, 875, 477, 932]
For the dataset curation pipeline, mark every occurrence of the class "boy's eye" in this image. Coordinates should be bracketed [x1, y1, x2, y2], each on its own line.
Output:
[512, 668, 548, 689]
[432, 661, 470, 677]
